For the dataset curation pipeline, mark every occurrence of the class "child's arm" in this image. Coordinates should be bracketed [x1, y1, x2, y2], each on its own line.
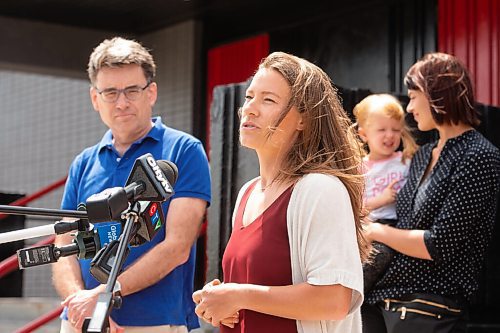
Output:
[365, 179, 398, 212]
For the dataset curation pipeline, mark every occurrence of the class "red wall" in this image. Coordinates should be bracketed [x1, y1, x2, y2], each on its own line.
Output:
[206, 34, 270, 150]
[439, 0, 499, 107]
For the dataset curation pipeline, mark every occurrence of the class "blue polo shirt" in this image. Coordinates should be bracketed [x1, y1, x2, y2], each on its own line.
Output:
[61, 117, 211, 328]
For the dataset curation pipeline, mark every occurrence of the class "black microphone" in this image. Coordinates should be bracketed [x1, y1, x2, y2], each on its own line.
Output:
[85, 154, 178, 223]
[126, 158, 178, 202]
[90, 200, 167, 283]
[130, 201, 166, 246]
[87, 156, 178, 283]
[17, 225, 102, 269]
[83, 158, 178, 333]
[16, 218, 125, 269]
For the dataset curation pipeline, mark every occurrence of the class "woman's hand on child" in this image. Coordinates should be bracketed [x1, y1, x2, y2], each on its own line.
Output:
[362, 218, 384, 243]
[362, 219, 373, 243]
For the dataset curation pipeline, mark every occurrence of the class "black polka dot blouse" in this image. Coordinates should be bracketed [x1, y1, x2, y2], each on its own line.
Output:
[366, 130, 500, 305]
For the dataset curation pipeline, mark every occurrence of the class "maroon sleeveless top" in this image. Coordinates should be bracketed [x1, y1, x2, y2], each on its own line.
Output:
[221, 181, 297, 333]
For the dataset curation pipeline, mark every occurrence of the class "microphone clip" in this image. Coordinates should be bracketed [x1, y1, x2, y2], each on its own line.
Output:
[90, 240, 129, 284]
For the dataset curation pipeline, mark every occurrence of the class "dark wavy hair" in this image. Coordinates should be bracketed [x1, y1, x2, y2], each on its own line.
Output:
[404, 52, 480, 127]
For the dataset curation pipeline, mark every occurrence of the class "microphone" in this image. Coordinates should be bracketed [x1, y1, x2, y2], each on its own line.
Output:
[85, 154, 178, 223]
[16, 221, 122, 269]
[125, 158, 178, 202]
[129, 201, 166, 246]
[15, 155, 178, 272]
[83, 157, 178, 332]
[89, 201, 166, 283]
[87, 155, 177, 283]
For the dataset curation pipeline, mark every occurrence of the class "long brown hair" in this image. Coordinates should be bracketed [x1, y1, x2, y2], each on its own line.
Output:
[259, 52, 369, 261]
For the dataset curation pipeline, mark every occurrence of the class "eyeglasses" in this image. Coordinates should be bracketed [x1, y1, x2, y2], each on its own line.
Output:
[95, 82, 151, 103]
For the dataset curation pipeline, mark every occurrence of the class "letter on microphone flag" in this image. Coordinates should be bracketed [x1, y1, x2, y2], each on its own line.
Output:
[96, 221, 123, 246]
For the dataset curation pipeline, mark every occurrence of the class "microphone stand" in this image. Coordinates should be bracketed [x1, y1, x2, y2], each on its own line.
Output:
[0, 205, 90, 246]
[0, 204, 87, 219]
[84, 201, 141, 333]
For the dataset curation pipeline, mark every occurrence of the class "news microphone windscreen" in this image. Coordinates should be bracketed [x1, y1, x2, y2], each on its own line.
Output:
[157, 160, 178, 186]
[129, 201, 166, 246]
[125, 154, 175, 202]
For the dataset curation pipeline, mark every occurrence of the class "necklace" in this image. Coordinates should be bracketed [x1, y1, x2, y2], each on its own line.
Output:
[258, 176, 278, 192]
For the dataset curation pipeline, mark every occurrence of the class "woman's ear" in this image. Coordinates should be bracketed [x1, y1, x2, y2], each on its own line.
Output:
[296, 113, 305, 131]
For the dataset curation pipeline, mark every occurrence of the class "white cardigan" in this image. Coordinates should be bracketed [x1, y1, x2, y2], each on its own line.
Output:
[232, 173, 364, 333]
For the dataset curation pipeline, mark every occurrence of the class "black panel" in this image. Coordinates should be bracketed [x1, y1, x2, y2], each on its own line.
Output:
[207, 81, 257, 280]
[0, 193, 25, 297]
[269, 0, 436, 96]
[0, 0, 339, 36]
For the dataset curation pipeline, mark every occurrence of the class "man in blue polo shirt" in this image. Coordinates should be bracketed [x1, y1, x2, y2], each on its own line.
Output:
[52, 37, 211, 333]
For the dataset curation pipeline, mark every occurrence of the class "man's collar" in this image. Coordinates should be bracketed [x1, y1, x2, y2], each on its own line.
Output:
[98, 117, 163, 153]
